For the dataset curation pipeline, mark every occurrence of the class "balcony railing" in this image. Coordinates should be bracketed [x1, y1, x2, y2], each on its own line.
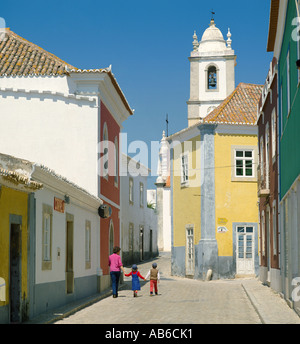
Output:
[257, 164, 270, 198]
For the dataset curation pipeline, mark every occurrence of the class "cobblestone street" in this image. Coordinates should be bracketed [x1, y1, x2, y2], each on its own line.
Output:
[53, 252, 300, 325]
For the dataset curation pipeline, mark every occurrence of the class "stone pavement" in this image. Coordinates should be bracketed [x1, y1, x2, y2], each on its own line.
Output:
[26, 252, 300, 324]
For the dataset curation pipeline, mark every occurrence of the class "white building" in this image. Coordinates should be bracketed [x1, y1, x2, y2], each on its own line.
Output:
[0, 28, 134, 295]
[0, 28, 133, 198]
[120, 154, 158, 266]
[155, 131, 171, 252]
[187, 18, 236, 126]
[155, 18, 237, 253]
[0, 153, 102, 320]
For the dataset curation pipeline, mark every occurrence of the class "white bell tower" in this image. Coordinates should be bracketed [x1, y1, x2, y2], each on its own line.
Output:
[187, 18, 236, 127]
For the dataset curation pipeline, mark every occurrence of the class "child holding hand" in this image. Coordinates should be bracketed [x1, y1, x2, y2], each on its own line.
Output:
[145, 262, 160, 296]
[125, 264, 146, 297]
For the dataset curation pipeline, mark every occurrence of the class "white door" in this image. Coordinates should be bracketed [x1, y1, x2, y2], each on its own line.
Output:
[186, 226, 194, 276]
[236, 226, 255, 275]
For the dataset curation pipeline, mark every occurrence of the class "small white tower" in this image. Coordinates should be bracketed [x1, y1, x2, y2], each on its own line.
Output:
[187, 18, 236, 126]
[155, 131, 171, 252]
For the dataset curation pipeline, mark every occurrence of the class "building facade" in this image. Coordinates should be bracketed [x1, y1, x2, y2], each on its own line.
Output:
[156, 19, 261, 279]
[120, 154, 158, 266]
[257, 57, 280, 291]
[169, 83, 262, 280]
[0, 29, 134, 294]
[267, 0, 300, 315]
[0, 153, 103, 323]
[31, 164, 102, 320]
[0, 154, 43, 323]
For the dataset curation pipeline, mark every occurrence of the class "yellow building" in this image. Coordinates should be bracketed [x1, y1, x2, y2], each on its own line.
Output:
[168, 83, 262, 279]
[0, 159, 42, 323]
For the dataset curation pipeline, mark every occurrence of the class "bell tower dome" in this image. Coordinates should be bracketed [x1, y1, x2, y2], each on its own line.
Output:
[187, 18, 236, 126]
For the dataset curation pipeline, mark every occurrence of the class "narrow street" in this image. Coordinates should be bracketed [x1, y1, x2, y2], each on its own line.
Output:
[53, 252, 300, 325]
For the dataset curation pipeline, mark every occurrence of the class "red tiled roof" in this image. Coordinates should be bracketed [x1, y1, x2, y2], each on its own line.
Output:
[0, 29, 77, 76]
[0, 28, 134, 114]
[203, 82, 263, 125]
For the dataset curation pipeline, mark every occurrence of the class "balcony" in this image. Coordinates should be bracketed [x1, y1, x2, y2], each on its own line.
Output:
[257, 165, 270, 198]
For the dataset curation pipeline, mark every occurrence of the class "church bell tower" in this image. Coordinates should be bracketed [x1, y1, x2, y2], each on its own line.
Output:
[187, 18, 236, 127]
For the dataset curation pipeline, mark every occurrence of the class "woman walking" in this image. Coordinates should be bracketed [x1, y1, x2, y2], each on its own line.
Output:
[108, 246, 124, 298]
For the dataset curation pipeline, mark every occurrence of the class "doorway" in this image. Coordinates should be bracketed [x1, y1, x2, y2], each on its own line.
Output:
[66, 214, 74, 294]
[185, 225, 195, 277]
[109, 220, 114, 255]
[266, 207, 271, 283]
[139, 226, 144, 261]
[236, 226, 255, 275]
[10, 222, 22, 323]
[149, 229, 153, 256]
[129, 223, 134, 263]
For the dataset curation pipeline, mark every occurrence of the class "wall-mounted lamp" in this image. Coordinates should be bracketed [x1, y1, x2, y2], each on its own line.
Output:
[64, 195, 70, 204]
[98, 204, 112, 218]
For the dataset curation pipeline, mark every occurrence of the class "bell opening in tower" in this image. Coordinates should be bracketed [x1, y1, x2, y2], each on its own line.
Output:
[208, 66, 217, 89]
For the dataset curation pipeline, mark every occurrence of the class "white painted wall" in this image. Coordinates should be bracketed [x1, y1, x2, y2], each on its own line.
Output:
[120, 154, 158, 262]
[162, 188, 171, 251]
[0, 76, 99, 197]
[34, 186, 100, 285]
[0, 72, 132, 199]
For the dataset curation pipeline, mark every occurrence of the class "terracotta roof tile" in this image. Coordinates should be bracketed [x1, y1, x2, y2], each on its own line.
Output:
[203, 82, 263, 125]
[0, 29, 77, 76]
[0, 29, 134, 115]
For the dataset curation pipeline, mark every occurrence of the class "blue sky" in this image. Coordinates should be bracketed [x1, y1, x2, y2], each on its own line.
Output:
[1, 0, 272, 189]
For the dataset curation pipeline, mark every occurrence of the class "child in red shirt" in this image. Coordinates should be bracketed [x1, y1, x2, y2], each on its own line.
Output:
[125, 264, 145, 297]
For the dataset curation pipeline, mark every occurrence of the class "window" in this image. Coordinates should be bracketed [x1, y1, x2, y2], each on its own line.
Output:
[139, 182, 144, 207]
[114, 136, 118, 186]
[261, 211, 265, 257]
[180, 153, 189, 185]
[129, 177, 134, 204]
[109, 220, 114, 255]
[265, 124, 270, 189]
[231, 145, 257, 182]
[260, 137, 264, 180]
[139, 226, 144, 261]
[207, 65, 217, 90]
[297, 12, 300, 84]
[272, 201, 277, 256]
[287, 50, 290, 115]
[42, 204, 52, 270]
[85, 220, 91, 269]
[102, 123, 109, 179]
[271, 109, 276, 160]
[280, 84, 283, 136]
[129, 223, 134, 258]
[235, 150, 254, 177]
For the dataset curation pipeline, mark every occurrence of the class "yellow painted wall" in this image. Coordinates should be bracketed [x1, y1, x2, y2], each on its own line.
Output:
[214, 133, 259, 256]
[0, 186, 28, 306]
[172, 136, 201, 247]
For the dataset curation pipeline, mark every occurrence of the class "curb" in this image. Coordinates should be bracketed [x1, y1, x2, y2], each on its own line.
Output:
[241, 283, 265, 324]
[25, 287, 124, 324]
